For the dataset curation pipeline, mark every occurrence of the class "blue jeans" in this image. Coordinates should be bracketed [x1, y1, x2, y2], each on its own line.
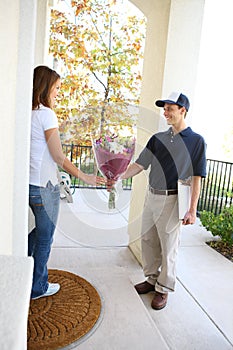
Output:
[28, 181, 60, 298]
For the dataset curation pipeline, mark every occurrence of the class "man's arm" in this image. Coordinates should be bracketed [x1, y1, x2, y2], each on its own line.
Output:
[121, 163, 144, 180]
[182, 176, 201, 225]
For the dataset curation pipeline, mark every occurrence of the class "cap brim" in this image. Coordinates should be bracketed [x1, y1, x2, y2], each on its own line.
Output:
[155, 99, 175, 107]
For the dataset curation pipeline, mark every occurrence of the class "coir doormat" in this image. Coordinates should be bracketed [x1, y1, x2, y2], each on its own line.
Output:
[27, 269, 102, 350]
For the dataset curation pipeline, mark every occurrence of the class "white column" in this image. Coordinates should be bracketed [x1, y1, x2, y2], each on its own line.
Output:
[127, 0, 205, 263]
[159, 0, 205, 129]
[128, 0, 171, 261]
[0, 0, 37, 256]
[34, 0, 52, 66]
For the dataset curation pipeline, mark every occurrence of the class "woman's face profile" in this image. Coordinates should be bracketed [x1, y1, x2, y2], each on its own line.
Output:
[49, 78, 61, 108]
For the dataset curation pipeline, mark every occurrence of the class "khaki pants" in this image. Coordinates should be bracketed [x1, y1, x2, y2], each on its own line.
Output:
[141, 191, 181, 293]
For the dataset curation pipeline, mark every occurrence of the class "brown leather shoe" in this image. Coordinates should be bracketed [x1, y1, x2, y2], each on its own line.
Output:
[134, 281, 155, 294]
[151, 292, 168, 310]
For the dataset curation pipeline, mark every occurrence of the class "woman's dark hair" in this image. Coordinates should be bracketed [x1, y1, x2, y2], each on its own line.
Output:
[32, 65, 60, 110]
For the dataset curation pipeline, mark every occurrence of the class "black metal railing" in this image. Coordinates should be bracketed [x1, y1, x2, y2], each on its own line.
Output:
[198, 159, 233, 215]
[62, 144, 233, 214]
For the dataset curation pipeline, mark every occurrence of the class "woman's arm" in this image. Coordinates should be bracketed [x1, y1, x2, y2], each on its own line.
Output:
[182, 176, 201, 225]
[45, 128, 106, 186]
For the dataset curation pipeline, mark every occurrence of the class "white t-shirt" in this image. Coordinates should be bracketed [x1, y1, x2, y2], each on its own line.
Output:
[29, 105, 59, 187]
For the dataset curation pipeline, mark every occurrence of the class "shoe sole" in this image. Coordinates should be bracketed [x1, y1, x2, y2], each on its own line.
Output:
[135, 285, 155, 294]
[136, 290, 155, 294]
[31, 286, 60, 300]
[151, 304, 167, 310]
[32, 292, 59, 300]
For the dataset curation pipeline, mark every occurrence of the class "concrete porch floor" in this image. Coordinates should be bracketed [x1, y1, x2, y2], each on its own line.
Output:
[48, 188, 233, 350]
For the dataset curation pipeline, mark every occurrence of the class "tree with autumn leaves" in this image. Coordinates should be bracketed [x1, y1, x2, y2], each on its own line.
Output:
[49, 0, 146, 145]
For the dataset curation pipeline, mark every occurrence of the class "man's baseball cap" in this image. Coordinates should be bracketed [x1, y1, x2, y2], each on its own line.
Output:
[155, 92, 190, 111]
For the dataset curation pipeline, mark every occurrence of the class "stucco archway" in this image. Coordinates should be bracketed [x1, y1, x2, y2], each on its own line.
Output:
[0, 0, 205, 262]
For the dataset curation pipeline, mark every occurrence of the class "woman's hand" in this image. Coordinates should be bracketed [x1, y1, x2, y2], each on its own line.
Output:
[83, 174, 106, 187]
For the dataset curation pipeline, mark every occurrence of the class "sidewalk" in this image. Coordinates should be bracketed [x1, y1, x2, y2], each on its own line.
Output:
[138, 220, 233, 349]
[50, 188, 233, 350]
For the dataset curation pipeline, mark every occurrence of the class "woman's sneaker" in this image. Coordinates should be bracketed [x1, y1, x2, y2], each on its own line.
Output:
[32, 283, 60, 300]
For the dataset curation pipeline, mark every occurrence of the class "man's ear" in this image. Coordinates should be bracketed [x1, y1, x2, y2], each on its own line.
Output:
[180, 106, 186, 115]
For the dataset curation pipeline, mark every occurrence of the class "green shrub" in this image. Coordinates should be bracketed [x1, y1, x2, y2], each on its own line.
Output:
[200, 206, 233, 245]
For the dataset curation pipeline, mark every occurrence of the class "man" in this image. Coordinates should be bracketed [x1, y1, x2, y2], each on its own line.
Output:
[121, 92, 206, 310]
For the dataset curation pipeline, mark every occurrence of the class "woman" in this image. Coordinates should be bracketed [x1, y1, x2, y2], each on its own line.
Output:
[29, 65, 105, 299]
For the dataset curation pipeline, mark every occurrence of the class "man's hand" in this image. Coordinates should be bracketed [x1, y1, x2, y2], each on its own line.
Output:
[106, 179, 116, 192]
[182, 210, 196, 225]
